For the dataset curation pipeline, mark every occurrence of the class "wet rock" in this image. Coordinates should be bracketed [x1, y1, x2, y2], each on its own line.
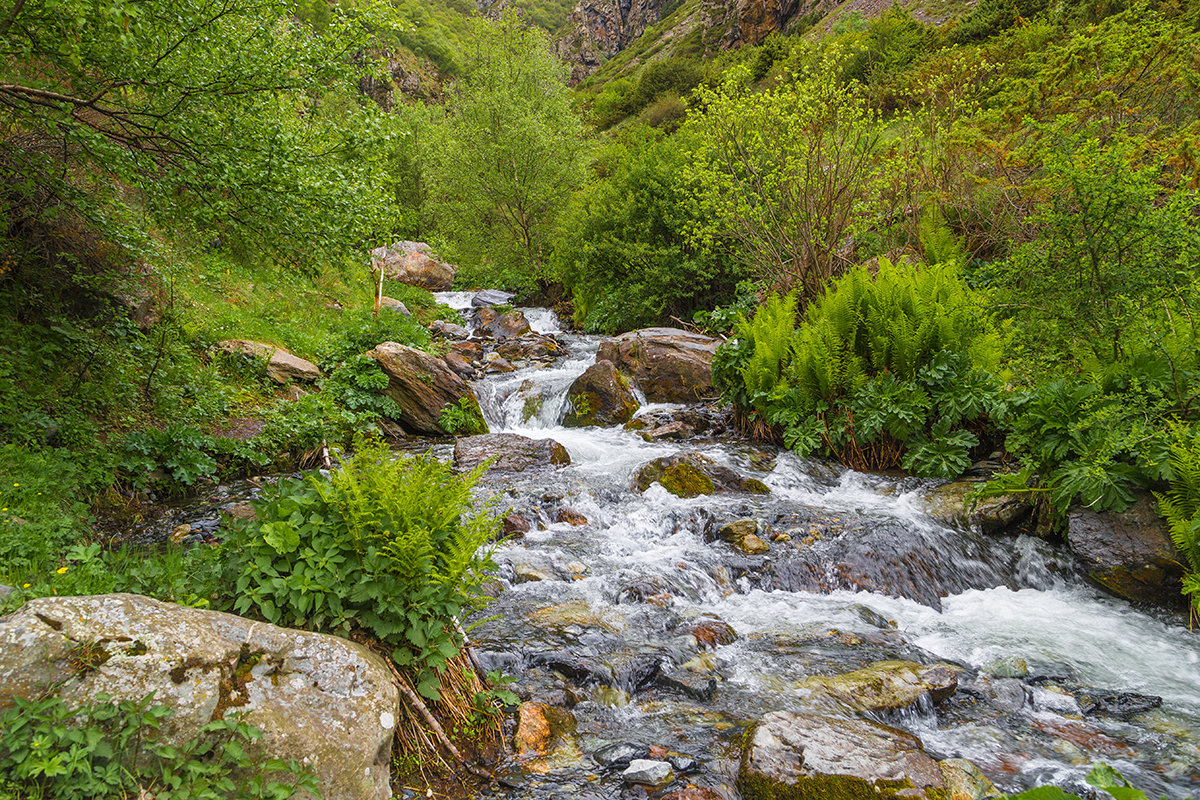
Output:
[429, 319, 471, 339]
[667, 755, 700, 774]
[514, 701, 578, 756]
[623, 759, 673, 786]
[476, 306, 533, 339]
[528, 601, 621, 634]
[472, 289, 516, 307]
[922, 481, 1033, 534]
[0, 594, 397, 800]
[1028, 715, 1136, 758]
[556, 508, 588, 526]
[378, 296, 410, 316]
[454, 433, 569, 473]
[662, 790, 723, 800]
[939, 758, 1001, 800]
[679, 617, 738, 649]
[596, 328, 720, 403]
[853, 604, 897, 630]
[634, 452, 767, 498]
[502, 513, 531, 539]
[483, 353, 517, 373]
[654, 667, 717, 702]
[215, 340, 321, 384]
[443, 350, 477, 378]
[497, 334, 561, 362]
[593, 741, 651, 770]
[612, 653, 663, 692]
[1076, 689, 1163, 720]
[961, 674, 1027, 714]
[797, 660, 960, 714]
[625, 405, 731, 436]
[639, 421, 693, 441]
[718, 519, 770, 555]
[367, 342, 487, 436]
[371, 241, 454, 291]
[1025, 661, 1076, 684]
[739, 712, 946, 800]
[1067, 492, 1185, 607]
[564, 361, 639, 427]
[982, 657, 1028, 679]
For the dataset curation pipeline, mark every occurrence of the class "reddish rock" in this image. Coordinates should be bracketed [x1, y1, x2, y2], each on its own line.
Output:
[556, 508, 589, 526]
[564, 360, 639, 427]
[503, 514, 531, 539]
[370, 241, 454, 291]
[453, 433, 570, 473]
[367, 342, 486, 436]
[682, 618, 738, 649]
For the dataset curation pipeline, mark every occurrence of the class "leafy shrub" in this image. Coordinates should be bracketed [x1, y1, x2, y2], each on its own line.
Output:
[1155, 429, 1200, 619]
[120, 424, 219, 493]
[0, 693, 317, 800]
[221, 438, 499, 701]
[439, 396, 488, 435]
[716, 260, 1005, 476]
[317, 308, 431, 373]
[323, 355, 402, 420]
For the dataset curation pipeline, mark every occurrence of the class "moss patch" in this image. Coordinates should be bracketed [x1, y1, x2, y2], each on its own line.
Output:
[660, 463, 716, 498]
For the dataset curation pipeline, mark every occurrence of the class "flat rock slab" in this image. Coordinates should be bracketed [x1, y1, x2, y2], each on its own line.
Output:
[0, 594, 398, 800]
[454, 433, 570, 473]
[216, 340, 321, 384]
[740, 712, 946, 800]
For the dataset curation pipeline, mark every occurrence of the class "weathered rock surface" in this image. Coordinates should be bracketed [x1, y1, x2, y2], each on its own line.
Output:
[472, 289, 516, 307]
[564, 360, 639, 427]
[921, 481, 1033, 535]
[429, 319, 471, 339]
[513, 701, 582, 774]
[719, 518, 770, 555]
[555, 0, 666, 83]
[623, 758, 673, 785]
[367, 342, 487, 436]
[795, 660, 959, 714]
[596, 327, 719, 403]
[593, 741, 651, 770]
[700, 0, 839, 50]
[939, 758, 1001, 800]
[497, 334, 562, 363]
[475, 306, 533, 339]
[215, 340, 321, 385]
[1067, 492, 1184, 607]
[739, 712, 946, 800]
[378, 296, 410, 316]
[370, 241, 454, 291]
[0, 594, 398, 800]
[634, 451, 770, 498]
[454, 433, 570, 473]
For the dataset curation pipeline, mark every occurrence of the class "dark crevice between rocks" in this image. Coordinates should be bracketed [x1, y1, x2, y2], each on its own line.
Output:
[34, 612, 63, 631]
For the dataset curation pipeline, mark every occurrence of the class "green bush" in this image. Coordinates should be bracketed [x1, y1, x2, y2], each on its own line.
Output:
[221, 439, 499, 701]
[0, 693, 317, 800]
[317, 308, 431, 373]
[716, 260, 1005, 476]
[1156, 428, 1200, 620]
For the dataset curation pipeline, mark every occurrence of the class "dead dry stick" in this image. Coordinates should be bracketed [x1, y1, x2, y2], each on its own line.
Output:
[453, 617, 491, 688]
[386, 660, 492, 780]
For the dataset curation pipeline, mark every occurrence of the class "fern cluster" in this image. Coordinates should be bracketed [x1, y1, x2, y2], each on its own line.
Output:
[221, 437, 499, 701]
[1156, 430, 1200, 620]
[715, 259, 1004, 477]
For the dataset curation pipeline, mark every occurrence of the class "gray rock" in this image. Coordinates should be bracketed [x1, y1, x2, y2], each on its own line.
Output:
[215, 340, 321, 384]
[622, 758, 673, 786]
[379, 296, 410, 316]
[453, 433, 570, 473]
[367, 342, 486, 436]
[739, 712, 946, 800]
[593, 741, 650, 769]
[471, 289, 516, 307]
[429, 320, 471, 339]
[564, 360, 639, 427]
[596, 328, 720, 403]
[922, 481, 1033, 534]
[475, 306, 532, 339]
[1067, 491, 1185, 607]
[0, 584, 13, 599]
[0, 594, 398, 800]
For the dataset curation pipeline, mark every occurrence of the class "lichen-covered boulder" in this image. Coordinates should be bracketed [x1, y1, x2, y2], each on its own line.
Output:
[739, 712, 947, 800]
[454, 433, 570, 473]
[921, 481, 1033, 535]
[718, 519, 770, 555]
[795, 660, 960, 715]
[367, 341, 487, 436]
[215, 340, 321, 385]
[0, 594, 398, 800]
[596, 328, 719, 403]
[564, 360, 639, 427]
[634, 452, 770, 498]
[1067, 492, 1185, 607]
[370, 241, 454, 291]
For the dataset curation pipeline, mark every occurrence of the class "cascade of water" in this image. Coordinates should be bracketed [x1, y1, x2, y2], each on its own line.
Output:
[452, 292, 1200, 800]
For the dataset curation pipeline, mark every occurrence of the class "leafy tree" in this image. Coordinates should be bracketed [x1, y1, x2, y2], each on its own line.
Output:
[552, 132, 745, 333]
[681, 52, 893, 299]
[424, 10, 588, 291]
[0, 0, 403, 269]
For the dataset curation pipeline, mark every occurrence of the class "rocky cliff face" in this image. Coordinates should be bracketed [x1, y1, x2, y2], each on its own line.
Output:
[556, 0, 667, 83]
[699, 0, 837, 49]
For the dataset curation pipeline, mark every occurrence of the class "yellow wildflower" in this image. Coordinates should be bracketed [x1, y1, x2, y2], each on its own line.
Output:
[56, 566, 68, 574]
[23, 583, 30, 588]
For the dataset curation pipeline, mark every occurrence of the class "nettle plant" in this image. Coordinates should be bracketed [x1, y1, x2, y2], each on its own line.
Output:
[715, 259, 1006, 477]
[221, 438, 499, 701]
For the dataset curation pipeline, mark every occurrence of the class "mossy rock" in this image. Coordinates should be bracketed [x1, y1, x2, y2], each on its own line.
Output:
[634, 451, 764, 498]
[660, 463, 716, 497]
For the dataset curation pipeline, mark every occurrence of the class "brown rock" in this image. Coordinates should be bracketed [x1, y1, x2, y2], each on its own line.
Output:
[370, 241, 454, 291]
[681, 618, 738, 649]
[796, 660, 960, 715]
[514, 702, 577, 756]
[503, 514, 531, 539]
[662, 790, 724, 800]
[634, 452, 767, 498]
[215, 340, 321, 385]
[596, 328, 719, 403]
[922, 481, 1033, 535]
[443, 350, 476, 377]
[476, 306, 533, 339]
[564, 360, 639, 427]
[367, 342, 487, 436]
[378, 296, 409, 315]
[1067, 491, 1185, 607]
[453, 433, 570, 473]
[556, 508, 588, 526]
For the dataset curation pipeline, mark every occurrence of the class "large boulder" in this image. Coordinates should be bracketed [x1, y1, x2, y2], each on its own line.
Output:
[367, 342, 487, 436]
[454, 433, 571, 473]
[370, 241, 455, 291]
[595, 328, 719, 403]
[739, 712, 947, 800]
[0, 594, 398, 800]
[475, 306, 533, 339]
[471, 289, 516, 307]
[564, 360, 639, 427]
[1067, 492, 1185, 607]
[634, 451, 771, 498]
[921, 481, 1033, 535]
[215, 340, 321, 385]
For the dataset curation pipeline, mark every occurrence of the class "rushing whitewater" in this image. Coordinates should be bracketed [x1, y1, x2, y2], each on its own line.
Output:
[444, 294, 1200, 800]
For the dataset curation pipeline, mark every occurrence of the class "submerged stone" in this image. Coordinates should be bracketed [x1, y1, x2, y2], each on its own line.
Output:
[593, 741, 650, 770]
[623, 758, 673, 786]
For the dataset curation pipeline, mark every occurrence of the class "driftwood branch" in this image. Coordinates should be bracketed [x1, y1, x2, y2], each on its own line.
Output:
[385, 659, 491, 780]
